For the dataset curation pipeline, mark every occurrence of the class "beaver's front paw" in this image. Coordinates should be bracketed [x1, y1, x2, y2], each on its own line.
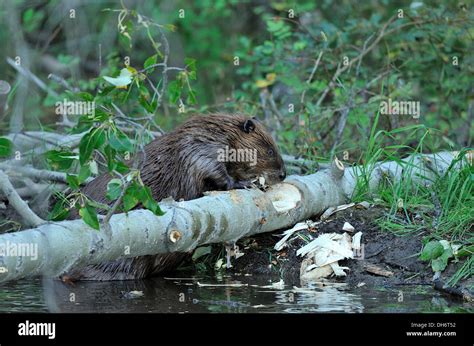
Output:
[232, 179, 253, 189]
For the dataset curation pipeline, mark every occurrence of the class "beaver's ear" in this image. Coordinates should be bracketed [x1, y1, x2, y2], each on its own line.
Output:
[242, 119, 256, 133]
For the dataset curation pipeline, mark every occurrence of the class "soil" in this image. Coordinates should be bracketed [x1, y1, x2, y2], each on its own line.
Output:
[230, 206, 473, 292]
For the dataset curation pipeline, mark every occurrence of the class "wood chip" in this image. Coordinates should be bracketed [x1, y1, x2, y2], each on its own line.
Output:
[320, 203, 355, 220]
[352, 232, 363, 250]
[356, 201, 371, 209]
[363, 264, 394, 277]
[274, 222, 309, 251]
[342, 221, 355, 232]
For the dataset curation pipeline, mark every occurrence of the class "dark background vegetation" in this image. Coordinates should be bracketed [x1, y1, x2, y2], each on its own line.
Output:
[0, 0, 472, 157]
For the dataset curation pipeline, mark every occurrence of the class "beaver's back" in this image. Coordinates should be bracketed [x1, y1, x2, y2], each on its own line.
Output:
[82, 114, 241, 205]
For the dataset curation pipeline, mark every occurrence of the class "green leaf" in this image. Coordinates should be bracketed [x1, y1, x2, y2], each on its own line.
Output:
[78, 164, 91, 183]
[0, 137, 13, 158]
[85, 198, 111, 211]
[48, 199, 70, 221]
[123, 186, 139, 211]
[163, 23, 176, 32]
[89, 160, 99, 175]
[138, 94, 154, 112]
[115, 161, 130, 174]
[77, 92, 94, 102]
[187, 89, 197, 105]
[138, 185, 164, 216]
[66, 174, 80, 189]
[188, 70, 197, 80]
[192, 246, 212, 261]
[79, 202, 100, 230]
[431, 257, 446, 272]
[109, 131, 133, 152]
[168, 80, 181, 104]
[104, 145, 117, 172]
[419, 240, 444, 261]
[143, 54, 158, 72]
[46, 150, 76, 171]
[98, 86, 115, 96]
[23, 8, 34, 22]
[106, 179, 122, 201]
[79, 127, 106, 164]
[431, 248, 453, 272]
[185, 58, 196, 73]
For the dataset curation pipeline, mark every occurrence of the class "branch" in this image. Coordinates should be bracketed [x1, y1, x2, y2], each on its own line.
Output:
[433, 279, 474, 302]
[0, 163, 93, 185]
[0, 182, 64, 200]
[0, 170, 46, 227]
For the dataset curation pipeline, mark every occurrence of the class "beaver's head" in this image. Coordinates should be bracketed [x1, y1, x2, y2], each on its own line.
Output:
[226, 116, 286, 185]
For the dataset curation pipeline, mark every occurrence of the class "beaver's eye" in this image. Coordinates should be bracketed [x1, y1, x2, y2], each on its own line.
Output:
[267, 148, 274, 156]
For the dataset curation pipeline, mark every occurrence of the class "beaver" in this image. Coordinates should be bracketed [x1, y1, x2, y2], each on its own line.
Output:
[65, 113, 286, 280]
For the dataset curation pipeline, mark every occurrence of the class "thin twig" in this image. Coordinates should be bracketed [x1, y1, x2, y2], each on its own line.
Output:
[156, 25, 170, 116]
[48, 73, 79, 92]
[329, 31, 373, 157]
[315, 15, 407, 108]
[300, 50, 324, 107]
[6, 57, 59, 98]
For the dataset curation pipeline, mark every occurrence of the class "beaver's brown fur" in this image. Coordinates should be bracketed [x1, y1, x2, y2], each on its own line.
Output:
[66, 113, 286, 280]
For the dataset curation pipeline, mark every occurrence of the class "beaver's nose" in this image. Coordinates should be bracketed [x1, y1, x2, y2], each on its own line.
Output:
[279, 170, 286, 180]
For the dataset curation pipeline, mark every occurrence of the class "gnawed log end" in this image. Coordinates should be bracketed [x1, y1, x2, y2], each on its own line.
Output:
[331, 157, 345, 179]
[266, 183, 302, 213]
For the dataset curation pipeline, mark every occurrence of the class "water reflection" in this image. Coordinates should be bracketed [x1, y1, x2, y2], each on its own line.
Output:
[0, 275, 471, 313]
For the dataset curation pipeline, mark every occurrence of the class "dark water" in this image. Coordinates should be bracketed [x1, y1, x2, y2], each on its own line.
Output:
[0, 275, 472, 313]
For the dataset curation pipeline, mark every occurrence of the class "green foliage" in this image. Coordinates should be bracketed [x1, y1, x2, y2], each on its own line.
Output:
[79, 202, 100, 230]
[419, 240, 445, 261]
[48, 196, 70, 222]
[233, 1, 473, 157]
[192, 246, 212, 261]
[420, 240, 456, 273]
[46, 150, 76, 171]
[0, 138, 13, 158]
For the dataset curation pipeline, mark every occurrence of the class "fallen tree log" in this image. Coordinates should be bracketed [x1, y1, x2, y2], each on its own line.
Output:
[0, 151, 469, 283]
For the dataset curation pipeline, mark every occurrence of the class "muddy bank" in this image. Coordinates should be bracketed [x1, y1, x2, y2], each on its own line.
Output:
[229, 206, 472, 294]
